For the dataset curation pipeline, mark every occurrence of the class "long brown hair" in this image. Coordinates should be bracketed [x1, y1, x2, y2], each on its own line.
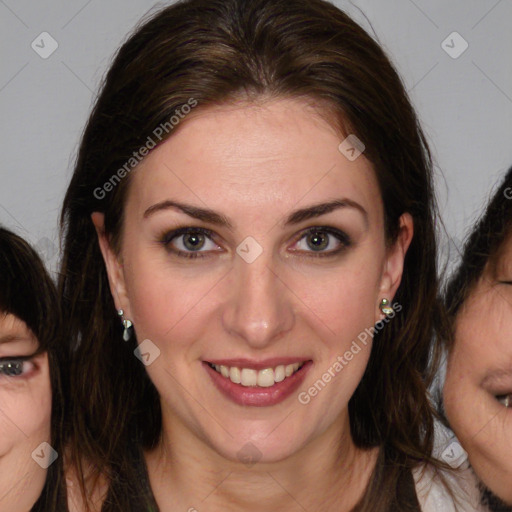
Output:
[60, 0, 447, 509]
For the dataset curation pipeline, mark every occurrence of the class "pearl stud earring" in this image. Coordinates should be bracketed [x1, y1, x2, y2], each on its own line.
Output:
[379, 298, 394, 316]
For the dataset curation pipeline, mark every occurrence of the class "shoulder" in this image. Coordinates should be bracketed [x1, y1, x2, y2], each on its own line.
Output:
[413, 463, 488, 512]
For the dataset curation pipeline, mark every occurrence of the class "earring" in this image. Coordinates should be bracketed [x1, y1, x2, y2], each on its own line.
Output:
[117, 309, 133, 341]
[379, 298, 394, 316]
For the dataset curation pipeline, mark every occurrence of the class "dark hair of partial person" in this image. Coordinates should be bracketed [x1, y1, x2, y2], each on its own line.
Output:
[444, 166, 512, 342]
[0, 226, 68, 511]
[59, 0, 451, 510]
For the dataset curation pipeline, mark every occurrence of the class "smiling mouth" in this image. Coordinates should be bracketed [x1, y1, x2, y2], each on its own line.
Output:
[206, 361, 306, 387]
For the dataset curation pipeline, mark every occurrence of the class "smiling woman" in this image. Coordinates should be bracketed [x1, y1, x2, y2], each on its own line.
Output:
[0, 227, 66, 511]
[59, 0, 482, 511]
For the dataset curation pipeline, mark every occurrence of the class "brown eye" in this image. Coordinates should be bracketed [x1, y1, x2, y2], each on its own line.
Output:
[182, 232, 206, 251]
[496, 394, 512, 408]
[306, 231, 330, 251]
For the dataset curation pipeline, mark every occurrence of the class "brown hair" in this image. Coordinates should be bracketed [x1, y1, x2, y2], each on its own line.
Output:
[60, 0, 448, 509]
[0, 227, 67, 511]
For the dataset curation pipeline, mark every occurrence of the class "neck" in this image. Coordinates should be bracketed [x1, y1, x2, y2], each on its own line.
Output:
[145, 409, 379, 512]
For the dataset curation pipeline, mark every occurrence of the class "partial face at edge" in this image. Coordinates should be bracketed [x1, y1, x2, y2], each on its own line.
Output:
[444, 233, 512, 504]
[0, 313, 52, 510]
[95, 98, 412, 464]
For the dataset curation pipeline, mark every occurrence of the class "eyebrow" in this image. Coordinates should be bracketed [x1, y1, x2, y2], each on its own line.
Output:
[143, 198, 368, 228]
[285, 199, 368, 227]
[0, 334, 30, 345]
[144, 200, 234, 228]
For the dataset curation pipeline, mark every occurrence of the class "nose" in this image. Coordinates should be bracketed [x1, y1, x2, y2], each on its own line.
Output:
[221, 252, 295, 349]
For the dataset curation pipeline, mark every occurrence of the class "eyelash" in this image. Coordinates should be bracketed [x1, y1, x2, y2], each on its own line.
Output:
[159, 226, 352, 260]
[0, 357, 35, 378]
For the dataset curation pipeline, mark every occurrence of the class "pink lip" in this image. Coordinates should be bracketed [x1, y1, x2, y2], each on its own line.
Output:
[203, 360, 313, 407]
[205, 357, 309, 371]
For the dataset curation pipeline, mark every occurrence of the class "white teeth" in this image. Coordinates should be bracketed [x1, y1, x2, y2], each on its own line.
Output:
[211, 362, 305, 387]
[241, 368, 258, 387]
[274, 365, 285, 382]
[229, 366, 241, 384]
[257, 368, 275, 387]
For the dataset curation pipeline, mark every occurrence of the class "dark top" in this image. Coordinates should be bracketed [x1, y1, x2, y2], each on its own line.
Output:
[102, 443, 421, 512]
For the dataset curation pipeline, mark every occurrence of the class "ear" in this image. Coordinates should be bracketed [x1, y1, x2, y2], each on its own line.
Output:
[376, 213, 414, 320]
[91, 212, 132, 318]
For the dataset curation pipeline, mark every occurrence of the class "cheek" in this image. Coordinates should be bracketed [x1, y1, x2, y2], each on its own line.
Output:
[126, 259, 223, 349]
[126, 252, 381, 342]
[287, 240, 384, 340]
[0, 377, 52, 457]
[308, 266, 380, 333]
[444, 352, 488, 449]
[444, 313, 512, 475]
[0, 392, 50, 512]
[465, 413, 512, 496]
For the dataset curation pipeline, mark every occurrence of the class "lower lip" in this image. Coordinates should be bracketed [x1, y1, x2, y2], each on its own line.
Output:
[203, 361, 312, 407]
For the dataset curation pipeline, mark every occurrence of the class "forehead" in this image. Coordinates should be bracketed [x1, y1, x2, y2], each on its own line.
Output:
[0, 313, 36, 345]
[491, 230, 512, 275]
[126, 98, 382, 224]
[455, 270, 512, 357]
[0, 313, 29, 333]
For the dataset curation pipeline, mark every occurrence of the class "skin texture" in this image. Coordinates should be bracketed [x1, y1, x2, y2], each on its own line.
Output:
[444, 234, 512, 505]
[93, 98, 413, 511]
[0, 313, 51, 512]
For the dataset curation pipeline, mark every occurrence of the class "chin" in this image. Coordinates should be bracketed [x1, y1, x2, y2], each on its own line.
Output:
[210, 429, 308, 466]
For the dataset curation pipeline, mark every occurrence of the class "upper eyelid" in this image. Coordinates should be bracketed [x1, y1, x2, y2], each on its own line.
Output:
[288, 228, 350, 251]
[0, 356, 33, 361]
[295, 226, 350, 242]
[161, 227, 221, 246]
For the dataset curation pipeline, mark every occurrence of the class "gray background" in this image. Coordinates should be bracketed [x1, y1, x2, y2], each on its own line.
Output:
[1, 0, 511, 274]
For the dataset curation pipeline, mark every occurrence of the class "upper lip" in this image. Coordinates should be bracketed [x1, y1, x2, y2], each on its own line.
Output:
[205, 358, 311, 370]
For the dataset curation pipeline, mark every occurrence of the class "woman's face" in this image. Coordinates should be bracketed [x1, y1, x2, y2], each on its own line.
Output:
[444, 234, 512, 503]
[96, 98, 411, 464]
[0, 312, 52, 510]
